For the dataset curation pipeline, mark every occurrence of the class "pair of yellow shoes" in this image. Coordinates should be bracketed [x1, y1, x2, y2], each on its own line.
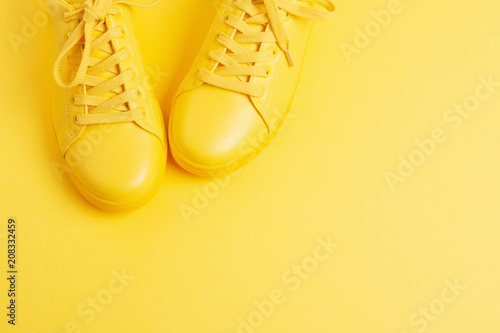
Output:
[48, 0, 335, 211]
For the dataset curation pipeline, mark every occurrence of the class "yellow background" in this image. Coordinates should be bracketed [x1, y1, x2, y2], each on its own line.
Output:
[1, 0, 500, 332]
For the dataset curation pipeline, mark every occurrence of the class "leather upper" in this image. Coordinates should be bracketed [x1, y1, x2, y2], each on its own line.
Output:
[170, 0, 317, 172]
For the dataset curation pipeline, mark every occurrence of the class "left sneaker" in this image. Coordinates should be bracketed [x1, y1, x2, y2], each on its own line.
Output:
[169, 0, 335, 177]
[48, 0, 166, 210]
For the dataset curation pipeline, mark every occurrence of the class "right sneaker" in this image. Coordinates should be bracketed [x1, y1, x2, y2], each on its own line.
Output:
[168, 0, 335, 177]
[47, 0, 166, 211]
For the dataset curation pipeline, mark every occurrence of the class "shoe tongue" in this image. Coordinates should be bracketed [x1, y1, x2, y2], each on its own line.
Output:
[65, 0, 86, 8]
[74, 20, 124, 104]
[238, 5, 267, 54]
[64, 0, 124, 107]
[92, 21, 124, 101]
[224, 4, 268, 82]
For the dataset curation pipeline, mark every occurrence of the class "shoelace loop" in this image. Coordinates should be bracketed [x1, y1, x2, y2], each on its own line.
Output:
[53, 0, 157, 126]
[198, 0, 335, 97]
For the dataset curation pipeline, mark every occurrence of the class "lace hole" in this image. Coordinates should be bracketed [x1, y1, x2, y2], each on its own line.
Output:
[271, 48, 278, 58]
[256, 85, 265, 98]
[136, 88, 143, 99]
[119, 26, 126, 36]
[73, 115, 79, 123]
[115, 9, 122, 18]
[264, 66, 271, 78]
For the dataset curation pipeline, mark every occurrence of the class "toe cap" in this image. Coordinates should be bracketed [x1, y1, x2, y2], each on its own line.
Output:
[170, 85, 268, 171]
[65, 122, 165, 208]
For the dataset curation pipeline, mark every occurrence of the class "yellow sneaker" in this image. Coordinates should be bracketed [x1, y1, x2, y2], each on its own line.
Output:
[169, 0, 335, 177]
[48, 0, 166, 211]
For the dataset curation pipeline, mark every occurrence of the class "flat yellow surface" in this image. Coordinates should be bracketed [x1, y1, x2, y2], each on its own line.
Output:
[1, 0, 500, 332]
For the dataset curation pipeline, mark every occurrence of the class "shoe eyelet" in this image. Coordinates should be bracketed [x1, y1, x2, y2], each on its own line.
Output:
[73, 115, 79, 124]
[271, 47, 278, 58]
[263, 66, 271, 78]
[255, 85, 265, 98]
[119, 26, 126, 36]
[136, 88, 143, 99]
[114, 8, 122, 18]
[129, 68, 137, 80]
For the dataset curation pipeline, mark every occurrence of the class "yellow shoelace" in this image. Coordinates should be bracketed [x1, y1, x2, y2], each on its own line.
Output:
[53, 0, 157, 126]
[198, 0, 335, 98]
